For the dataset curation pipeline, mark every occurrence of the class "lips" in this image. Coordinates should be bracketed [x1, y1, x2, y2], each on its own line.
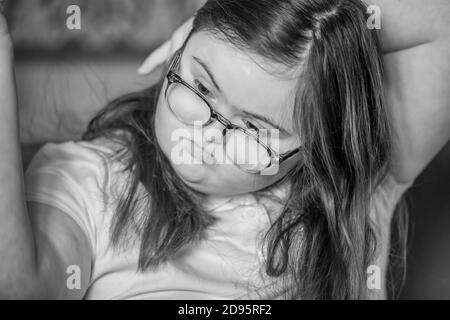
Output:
[202, 146, 216, 165]
[181, 137, 216, 165]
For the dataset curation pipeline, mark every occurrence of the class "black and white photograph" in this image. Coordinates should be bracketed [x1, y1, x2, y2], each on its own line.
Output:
[0, 0, 449, 302]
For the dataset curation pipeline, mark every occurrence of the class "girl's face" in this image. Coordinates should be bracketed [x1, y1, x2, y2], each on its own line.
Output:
[155, 31, 302, 196]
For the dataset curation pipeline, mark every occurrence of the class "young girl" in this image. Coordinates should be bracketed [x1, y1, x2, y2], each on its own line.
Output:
[0, 0, 449, 299]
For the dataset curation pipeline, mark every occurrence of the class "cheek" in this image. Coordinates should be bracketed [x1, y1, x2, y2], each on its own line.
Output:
[154, 85, 297, 196]
[154, 88, 180, 158]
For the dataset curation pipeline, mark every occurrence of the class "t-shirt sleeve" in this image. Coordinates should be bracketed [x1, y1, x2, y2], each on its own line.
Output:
[24, 141, 110, 256]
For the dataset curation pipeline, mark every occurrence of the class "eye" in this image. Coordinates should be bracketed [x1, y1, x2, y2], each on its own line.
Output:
[244, 120, 260, 133]
[194, 79, 212, 97]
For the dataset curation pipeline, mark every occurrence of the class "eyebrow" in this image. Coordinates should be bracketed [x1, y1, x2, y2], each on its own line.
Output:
[193, 56, 223, 93]
[192, 55, 290, 133]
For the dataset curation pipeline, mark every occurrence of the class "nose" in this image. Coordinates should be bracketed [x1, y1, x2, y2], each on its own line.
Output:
[202, 128, 224, 147]
[202, 118, 226, 146]
[201, 123, 226, 164]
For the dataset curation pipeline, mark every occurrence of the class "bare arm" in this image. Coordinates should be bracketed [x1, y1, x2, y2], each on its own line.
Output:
[367, 0, 450, 53]
[366, 0, 450, 184]
[0, 13, 91, 299]
[364, 0, 450, 299]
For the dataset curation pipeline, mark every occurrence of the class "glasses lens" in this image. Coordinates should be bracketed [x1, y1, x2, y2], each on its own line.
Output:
[225, 129, 271, 172]
[167, 82, 211, 125]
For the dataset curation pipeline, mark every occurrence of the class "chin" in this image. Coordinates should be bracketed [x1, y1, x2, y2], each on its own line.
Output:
[173, 163, 209, 184]
[172, 166, 230, 195]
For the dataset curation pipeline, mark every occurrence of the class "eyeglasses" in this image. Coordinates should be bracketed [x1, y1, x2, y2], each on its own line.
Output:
[164, 49, 301, 174]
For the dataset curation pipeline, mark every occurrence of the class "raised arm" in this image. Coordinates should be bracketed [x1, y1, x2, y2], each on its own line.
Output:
[367, 0, 450, 184]
[367, 0, 450, 53]
[139, 0, 450, 186]
[363, 0, 450, 300]
[0, 13, 91, 299]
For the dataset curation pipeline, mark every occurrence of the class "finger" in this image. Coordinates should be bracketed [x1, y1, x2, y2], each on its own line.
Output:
[0, 11, 10, 40]
[0, 12, 12, 54]
[174, 16, 194, 42]
[167, 17, 194, 55]
[137, 40, 172, 75]
[0, 26, 18, 134]
[0, 48, 17, 113]
[138, 16, 194, 75]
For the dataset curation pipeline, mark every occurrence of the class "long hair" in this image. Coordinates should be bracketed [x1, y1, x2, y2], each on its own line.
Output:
[83, 0, 408, 299]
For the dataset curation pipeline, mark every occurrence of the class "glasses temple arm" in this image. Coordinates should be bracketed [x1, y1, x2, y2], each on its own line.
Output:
[278, 147, 301, 163]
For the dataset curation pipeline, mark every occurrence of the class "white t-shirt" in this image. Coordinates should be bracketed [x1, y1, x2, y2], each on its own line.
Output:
[24, 138, 412, 300]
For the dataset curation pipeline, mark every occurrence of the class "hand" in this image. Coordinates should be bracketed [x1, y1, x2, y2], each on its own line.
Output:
[137, 16, 194, 75]
[0, 10, 10, 41]
[0, 11, 15, 107]
[0, 11, 12, 47]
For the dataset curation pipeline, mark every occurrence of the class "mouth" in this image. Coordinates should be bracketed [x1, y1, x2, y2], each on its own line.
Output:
[181, 138, 216, 165]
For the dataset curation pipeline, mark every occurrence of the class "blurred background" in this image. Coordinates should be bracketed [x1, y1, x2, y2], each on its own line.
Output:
[6, 0, 204, 147]
[4, 0, 450, 299]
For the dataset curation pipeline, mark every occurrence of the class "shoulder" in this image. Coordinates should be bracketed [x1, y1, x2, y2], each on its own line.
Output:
[25, 136, 133, 257]
[27, 135, 133, 203]
[30, 135, 123, 162]
[27, 136, 127, 182]
[25, 136, 130, 219]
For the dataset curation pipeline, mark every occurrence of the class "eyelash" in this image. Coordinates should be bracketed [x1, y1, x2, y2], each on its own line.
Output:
[194, 79, 262, 132]
[194, 79, 213, 98]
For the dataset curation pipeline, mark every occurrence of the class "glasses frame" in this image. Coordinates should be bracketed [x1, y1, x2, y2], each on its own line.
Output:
[164, 49, 301, 173]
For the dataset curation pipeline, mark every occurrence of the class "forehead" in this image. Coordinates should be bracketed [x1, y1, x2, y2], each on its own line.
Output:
[183, 31, 300, 132]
